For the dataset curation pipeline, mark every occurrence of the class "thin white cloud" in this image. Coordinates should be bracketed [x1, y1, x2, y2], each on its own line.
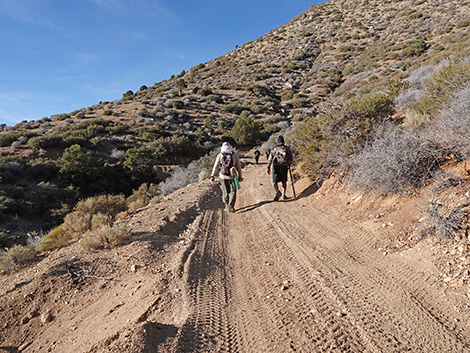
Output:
[87, 0, 177, 22]
[0, 0, 57, 28]
[86, 0, 126, 11]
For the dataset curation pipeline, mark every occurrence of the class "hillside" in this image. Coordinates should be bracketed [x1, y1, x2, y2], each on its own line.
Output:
[1, 0, 470, 350]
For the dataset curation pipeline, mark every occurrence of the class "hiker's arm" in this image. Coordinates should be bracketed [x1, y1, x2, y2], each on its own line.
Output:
[210, 154, 221, 182]
[235, 155, 242, 179]
[266, 150, 273, 174]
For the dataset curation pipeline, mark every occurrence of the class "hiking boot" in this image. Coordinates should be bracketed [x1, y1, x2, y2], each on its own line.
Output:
[274, 191, 282, 201]
[281, 194, 288, 200]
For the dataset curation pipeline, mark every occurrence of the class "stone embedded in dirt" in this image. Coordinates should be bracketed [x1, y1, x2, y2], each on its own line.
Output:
[41, 310, 54, 323]
[21, 316, 30, 325]
[18, 341, 32, 351]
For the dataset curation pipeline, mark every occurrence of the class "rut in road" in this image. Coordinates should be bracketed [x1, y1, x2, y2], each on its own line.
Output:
[171, 161, 470, 353]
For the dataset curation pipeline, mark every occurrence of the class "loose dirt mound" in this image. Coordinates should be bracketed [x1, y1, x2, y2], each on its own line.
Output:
[1, 153, 470, 352]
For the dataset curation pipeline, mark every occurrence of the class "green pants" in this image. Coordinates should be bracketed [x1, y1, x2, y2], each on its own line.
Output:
[219, 179, 237, 208]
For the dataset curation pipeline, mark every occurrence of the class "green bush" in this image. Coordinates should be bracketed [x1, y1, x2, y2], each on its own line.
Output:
[123, 146, 155, 183]
[172, 100, 184, 109]
[151, 135, 200, 162]
[231, 114, 262, 146]
[0, 132, 35, 147]
[122, 90, 134, 101]
[80, 223, 131, 252]
[0, 244, 37, 272]
[401, 39, 428, 58]
[36, 225, 68, 252]
[412, 60, 470, 118]
[27, 135, 64, 150]
[126, 183, 160, 212]
[293, 91, 396, 179]
[36, 194, 127, 252]
[57, 144, 95, 186]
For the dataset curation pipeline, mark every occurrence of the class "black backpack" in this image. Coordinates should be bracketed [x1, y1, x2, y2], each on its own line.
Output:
[275, 145, 292, 166]
[220, 152, 234, 176]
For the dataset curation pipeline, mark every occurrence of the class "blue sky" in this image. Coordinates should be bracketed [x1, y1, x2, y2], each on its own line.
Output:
[0, 0, 323, 126]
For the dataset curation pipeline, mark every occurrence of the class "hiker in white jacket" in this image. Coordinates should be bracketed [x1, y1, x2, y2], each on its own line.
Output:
[210, 142, 243, 213]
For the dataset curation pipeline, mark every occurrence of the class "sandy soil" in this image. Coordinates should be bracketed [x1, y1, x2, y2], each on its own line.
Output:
[1, 152, 470, 352]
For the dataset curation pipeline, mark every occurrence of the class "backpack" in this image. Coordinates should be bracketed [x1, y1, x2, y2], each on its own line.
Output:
[220, 152, 234, 176]
[275, 145, 292, 166]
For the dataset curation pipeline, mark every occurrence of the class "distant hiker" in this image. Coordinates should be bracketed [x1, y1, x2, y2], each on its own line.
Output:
[267, 135, 293, 201]
[254, 149, 261, 164]
[211, 142, 243, 213]
[265, 149, 270, 160]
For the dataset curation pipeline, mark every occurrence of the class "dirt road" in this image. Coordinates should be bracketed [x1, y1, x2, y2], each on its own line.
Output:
[2, 157, 470, 353]
[169, 160, 470, 352]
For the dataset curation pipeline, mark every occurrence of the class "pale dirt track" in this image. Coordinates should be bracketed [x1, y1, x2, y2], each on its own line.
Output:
[168, 160, 470, 352]
[2, 157, 470, 353]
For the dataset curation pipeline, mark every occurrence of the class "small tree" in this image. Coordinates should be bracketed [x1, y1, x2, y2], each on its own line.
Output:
[57, 144, 94, 186]
[175, 79, 186, 96]
[123, 146, 155, 184]
[231, 112, 262, 146]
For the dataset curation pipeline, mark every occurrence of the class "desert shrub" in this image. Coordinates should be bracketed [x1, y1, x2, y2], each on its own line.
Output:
[57, 144, 95, 186]
[281, 91, 295, 101]
[436, 85, 470, 158]
[122, 90, 134, 101]
[151, 135, 200, 162]
[110, 148, 127, 160]
[175, 78, 186, 95]
[206, 94, 223, 104]
[421, 195, 469, 239]
[196, 87, 213, 96]
[347, 124, 448, 195]
[293, 91, 396, 178]
[290, 98, 309, 108]
[231, 114, 262, 146]
[456, 19, 470, 28]
[27, 135, 64, 149]
[0, 132, 35, 147]
[36, 194, 127, 252]
[221, 102, 244, 114]
[36, 225, 68, 252]
[172, 100, 184, 109]
[80, 223, 131, 252]
[123, 146, 155, 183]
[126, 183, 160, 212]
[196, 149, 220, 180]
[412, 59, 470, 118]
[159, 162, 200, 196]
[74, 194, 127, 218]
[0, 244, 37, 272]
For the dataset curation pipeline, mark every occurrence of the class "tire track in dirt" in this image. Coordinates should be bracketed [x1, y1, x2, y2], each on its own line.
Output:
[247, 162, 470, 352]
[170, 161, 470, 352]
[282, 205, 470, 352]
[173, 204, 244, 352]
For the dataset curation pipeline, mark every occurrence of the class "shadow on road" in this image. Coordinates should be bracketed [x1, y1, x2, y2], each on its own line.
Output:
[236, 200, 273, 213]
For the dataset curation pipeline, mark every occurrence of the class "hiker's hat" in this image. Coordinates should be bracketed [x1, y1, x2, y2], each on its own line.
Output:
[221, 142, 233, 154]
[277, 135, 285, 144]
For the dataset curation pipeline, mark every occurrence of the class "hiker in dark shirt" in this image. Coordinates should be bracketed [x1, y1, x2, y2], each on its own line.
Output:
[254, 149, 261, 164]
[266, 135, 293, 201]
